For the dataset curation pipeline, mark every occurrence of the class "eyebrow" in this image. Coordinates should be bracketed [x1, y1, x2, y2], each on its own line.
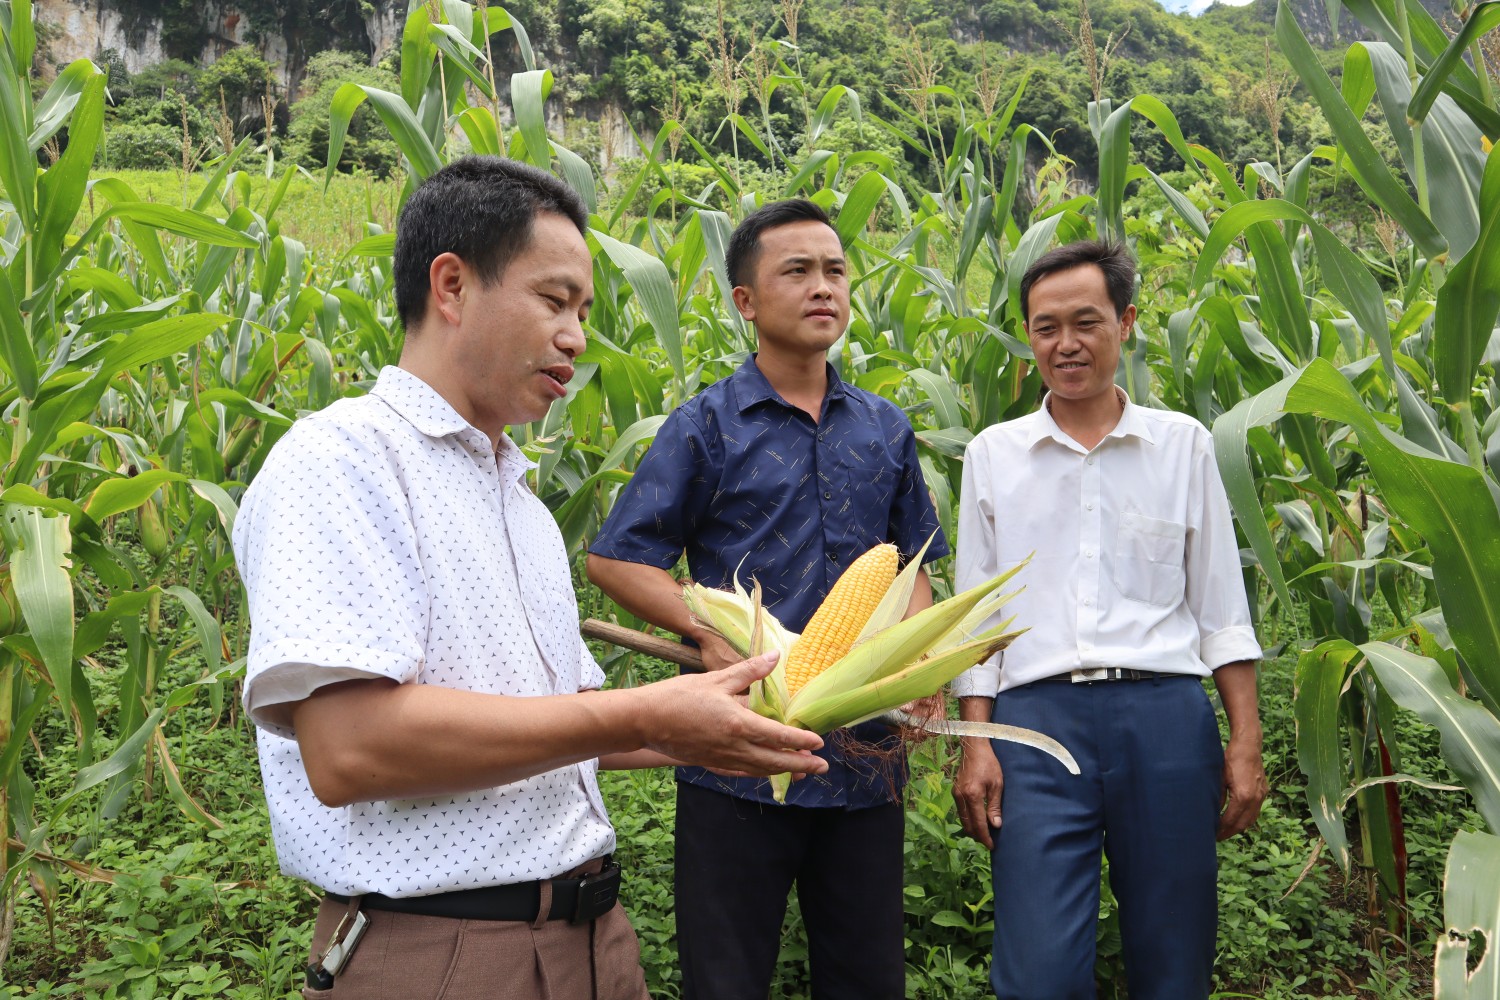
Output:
[1030, 304, 1107, 323]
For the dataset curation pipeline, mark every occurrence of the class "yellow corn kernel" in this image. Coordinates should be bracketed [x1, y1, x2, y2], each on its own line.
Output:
[783, 543, 899, 698]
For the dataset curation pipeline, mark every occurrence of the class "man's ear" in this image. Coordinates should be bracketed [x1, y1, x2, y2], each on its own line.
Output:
[731, 284, 756, 323]
[429, 252, 467, 327]
[1118, 303, 1138, 342]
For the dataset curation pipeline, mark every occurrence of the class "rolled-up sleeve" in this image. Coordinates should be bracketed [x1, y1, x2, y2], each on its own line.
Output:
[952, 437, 1002, 699]
[234, 420, 427, 738]
[1185, 429, 1262, 669]
[590, 408, 710, 569]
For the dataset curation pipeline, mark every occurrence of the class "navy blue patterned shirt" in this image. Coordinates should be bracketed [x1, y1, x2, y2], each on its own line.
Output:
[590, 354, 949, 808]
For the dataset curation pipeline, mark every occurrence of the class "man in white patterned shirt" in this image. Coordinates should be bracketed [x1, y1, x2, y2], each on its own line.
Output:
[950, 240, 1268, 1000]
[234, 157, 826, 999]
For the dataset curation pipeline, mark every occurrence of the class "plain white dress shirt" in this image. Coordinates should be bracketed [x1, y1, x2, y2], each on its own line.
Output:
[952, 392, 1261, 698]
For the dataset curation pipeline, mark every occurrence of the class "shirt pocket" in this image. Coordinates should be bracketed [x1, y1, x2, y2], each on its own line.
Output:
[1113, 512, 1187, 606]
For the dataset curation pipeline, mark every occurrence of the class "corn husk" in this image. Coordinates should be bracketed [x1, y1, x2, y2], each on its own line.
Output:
[683, 541, 1073, 801]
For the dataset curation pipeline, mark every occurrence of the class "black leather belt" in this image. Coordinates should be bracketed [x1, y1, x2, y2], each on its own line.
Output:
[326, 859, 621, 924]
[1035, 668, 1175, 684]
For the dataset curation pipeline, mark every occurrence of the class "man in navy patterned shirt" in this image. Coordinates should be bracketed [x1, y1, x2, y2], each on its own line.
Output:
[589, 200, 949, 999]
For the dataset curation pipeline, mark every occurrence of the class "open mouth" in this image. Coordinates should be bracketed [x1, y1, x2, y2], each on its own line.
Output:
[1055, 362, 1088, 371]
[540, 365, 574, 391]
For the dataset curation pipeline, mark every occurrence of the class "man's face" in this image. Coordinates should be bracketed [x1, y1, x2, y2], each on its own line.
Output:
[1024, 264, 1135, 405]
[732, 220, 850, 356]
[450, 211, 593, 432]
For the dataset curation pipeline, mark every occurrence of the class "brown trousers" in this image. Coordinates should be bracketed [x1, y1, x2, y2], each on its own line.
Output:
[301, 894, 651, 1000]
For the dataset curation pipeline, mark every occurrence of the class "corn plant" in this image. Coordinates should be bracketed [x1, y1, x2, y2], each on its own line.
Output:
[1169, 0, 1500, 986]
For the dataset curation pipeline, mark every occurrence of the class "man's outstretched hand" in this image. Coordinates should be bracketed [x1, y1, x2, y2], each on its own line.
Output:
[639, 652, 828, 778]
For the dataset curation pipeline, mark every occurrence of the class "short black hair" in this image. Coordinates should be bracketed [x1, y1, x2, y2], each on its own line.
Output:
[1019, 240, 1137, 322]
[393, 156, 588, 330]
[725, 199, 837, 289]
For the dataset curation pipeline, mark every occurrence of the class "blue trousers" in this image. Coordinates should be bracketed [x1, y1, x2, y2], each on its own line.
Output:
[987, 675, 1224, 1000]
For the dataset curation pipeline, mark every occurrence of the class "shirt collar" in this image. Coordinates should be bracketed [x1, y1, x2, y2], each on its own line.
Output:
[731, 352, 848, 414]
[372, 366, 538, 479]
[1028, 388, 1155, 451]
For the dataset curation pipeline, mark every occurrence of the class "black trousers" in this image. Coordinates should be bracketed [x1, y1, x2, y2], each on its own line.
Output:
[674, 782, 906, 1000]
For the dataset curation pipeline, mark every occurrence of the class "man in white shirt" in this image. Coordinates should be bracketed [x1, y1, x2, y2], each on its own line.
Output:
[233, 156, 827, 999]
[951, 240, 1268, 1000]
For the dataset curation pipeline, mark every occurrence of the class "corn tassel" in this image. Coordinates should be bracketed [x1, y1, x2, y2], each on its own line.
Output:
[783, 543, 897, 697]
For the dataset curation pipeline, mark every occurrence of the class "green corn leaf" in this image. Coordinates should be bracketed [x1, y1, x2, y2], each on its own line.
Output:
[0, 259, 37, 399]
[326, 84, 442, 191]
[480, 4, 535, 71]
[22, 201, 256, 316]
[1342, 44, 1378, 118]
[1432, 146, 1500, 406]
[552, 140, 598, 214]
[1218, 360, 1500, 716]
[1199, 198, 1395, 374]
[30, 57, 98, 153]
[591, 230, 684, 385]
[810, 85, 860, 146]
[1005, 214, 1064, 324]
[83, 471, 187, 522]
[835, 171, 891, 247]
[1094, 99, 1132, 245]
[455, 106, 503, 156]
[428, 22, 494, 100]
[1294, 639, 1362, 874]
[1434, 830, 1500, 996]
[1361, 642, 1500, 830]
[153, 728, 222, 829]
[8, 0, 34, 71]
[189, 481, 239, 539]
[1363, 42, 1485, 261]
[399, 3, 438, 107]
[512, 69, 553, 169]
[59, 708, 166, 809]
[190, 135, 255, 213]
[87, 178, 173, 285]
[907, 368, 966, 429]
[0, 43, 36, 227]
[1146, 168, 1209, 241]
[790, 627, 1020, 734]
[1276, 0, 1447, 258]
[0, 504, 74, 716]
[793, 567, 1020, 709]
[164, 585, 223, 675]
[348, 232, 396, 258]
[1409, 0, 1500, 125]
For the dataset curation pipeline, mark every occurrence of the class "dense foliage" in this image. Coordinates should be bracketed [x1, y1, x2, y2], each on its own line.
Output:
[3, 0, 1499, 996]
[73, 0, 1383, 185]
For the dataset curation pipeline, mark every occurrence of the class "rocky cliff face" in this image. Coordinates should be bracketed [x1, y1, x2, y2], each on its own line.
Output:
[34, 0, 406, 94]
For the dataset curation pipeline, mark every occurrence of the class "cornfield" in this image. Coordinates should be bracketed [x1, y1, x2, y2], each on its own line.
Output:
[0, 0, 1497, 992]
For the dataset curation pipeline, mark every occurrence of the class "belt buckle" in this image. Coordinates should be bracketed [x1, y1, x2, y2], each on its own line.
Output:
[1071, 667, 1109, 684]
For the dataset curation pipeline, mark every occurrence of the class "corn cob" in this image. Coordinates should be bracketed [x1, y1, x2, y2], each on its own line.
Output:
[783, 543, 898, 698]
[682, 538, 1062, 803]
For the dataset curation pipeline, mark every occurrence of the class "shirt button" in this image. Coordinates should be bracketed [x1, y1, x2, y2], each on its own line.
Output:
[1083, 597, 1093, 606]
[1086, 457, 1094, 466]
[827, 551, 838, 562]
[1085, 549, 1095, 558]
[824, 492, 832, 500]
[1086, 502, 1095, 511]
